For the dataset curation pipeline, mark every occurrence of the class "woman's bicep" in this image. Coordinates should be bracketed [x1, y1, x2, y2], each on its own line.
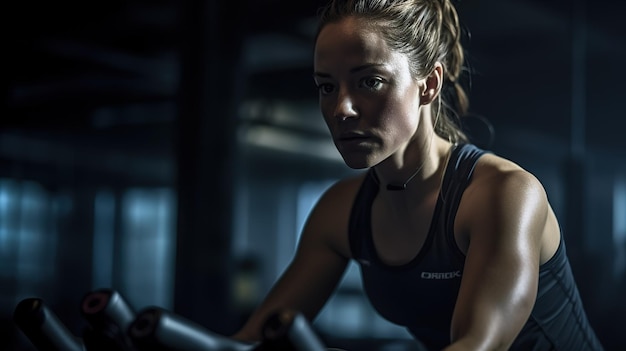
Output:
[448, 170, 548, 350]
[283, 180, 355, 317]
[232, 181, 354, 342]
[278, 219, 351, 318]
[232, 230, 349, 342]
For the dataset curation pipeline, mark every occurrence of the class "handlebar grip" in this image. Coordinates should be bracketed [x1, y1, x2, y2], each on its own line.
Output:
[259, 309, 327, 351]
[128, 306, 256, 351]
[81, 288, 135, 331]
[80, 289, 136, 351]
[13, 297, 86, 351]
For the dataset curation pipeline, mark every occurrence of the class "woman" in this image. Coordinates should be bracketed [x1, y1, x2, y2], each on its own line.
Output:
[233, 0, 604, 350]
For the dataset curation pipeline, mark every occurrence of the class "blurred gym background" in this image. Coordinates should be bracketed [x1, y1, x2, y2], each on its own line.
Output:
[2, 0, 625, 350]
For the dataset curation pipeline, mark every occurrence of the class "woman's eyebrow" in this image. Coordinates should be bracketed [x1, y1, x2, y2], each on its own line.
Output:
[313, 63, 387, 78]
[350, 63, 387, 73]
[313, 71, 331, 78]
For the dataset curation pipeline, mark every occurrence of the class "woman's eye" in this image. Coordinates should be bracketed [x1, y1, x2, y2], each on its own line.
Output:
[317, 83, 335, 95]
[361, 77, 383, 90]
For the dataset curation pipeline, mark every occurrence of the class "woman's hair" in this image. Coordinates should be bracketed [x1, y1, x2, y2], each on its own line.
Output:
[316, 0, 470, 144]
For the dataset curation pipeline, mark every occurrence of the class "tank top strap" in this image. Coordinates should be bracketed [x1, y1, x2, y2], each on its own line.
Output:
[349, 144, 489, 260]
[438, 143, 490, 240]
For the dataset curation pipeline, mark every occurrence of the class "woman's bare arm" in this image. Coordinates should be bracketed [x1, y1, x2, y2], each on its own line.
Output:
[444, 167, 552, 351]
[231, 178, 358, 342]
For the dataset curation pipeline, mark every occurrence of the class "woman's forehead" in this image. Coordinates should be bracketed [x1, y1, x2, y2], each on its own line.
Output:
[315, 18, 392, 64]
[314, 17, 411, 76]
[316, 17, 382, 48]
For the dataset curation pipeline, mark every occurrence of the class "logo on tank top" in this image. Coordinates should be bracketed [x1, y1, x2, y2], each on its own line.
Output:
[420, 270, 461, 279]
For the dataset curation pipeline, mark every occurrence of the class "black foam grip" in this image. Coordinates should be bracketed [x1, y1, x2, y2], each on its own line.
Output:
[81, 288, 135, 331]
[13, 297, 85, 351]
[259, 309, 327, 351]
[129, 306, 256, 351]
[80, 289, 137, 351]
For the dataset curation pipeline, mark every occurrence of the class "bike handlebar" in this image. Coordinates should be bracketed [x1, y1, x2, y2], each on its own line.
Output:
[14, 290, 356, 351]
[129, 306, 256, 351]
[80, 288, 137, 351]
[13, 297, 86, 351]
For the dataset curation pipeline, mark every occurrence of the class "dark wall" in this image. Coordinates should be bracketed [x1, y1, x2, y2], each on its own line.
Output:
[2, 0, 625, 350]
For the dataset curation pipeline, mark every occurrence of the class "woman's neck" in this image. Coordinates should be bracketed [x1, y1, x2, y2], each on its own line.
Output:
[374, 136, 453, 202]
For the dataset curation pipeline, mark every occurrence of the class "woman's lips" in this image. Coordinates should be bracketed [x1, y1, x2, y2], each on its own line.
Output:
[336, 132, 373, 148]
[338, 131, 368, 140]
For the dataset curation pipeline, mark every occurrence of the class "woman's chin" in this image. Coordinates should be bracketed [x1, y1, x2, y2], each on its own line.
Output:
[340, 155, 376, 170]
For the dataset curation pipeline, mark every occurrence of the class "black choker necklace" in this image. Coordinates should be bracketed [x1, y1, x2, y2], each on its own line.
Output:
[376, 144, 456, 191]
[370, 159, 426, 191]
[386, 183, 410, 191]
[384, 161, 425, 191]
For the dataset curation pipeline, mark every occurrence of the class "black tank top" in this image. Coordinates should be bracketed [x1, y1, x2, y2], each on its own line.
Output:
[348, 143, 604, 350]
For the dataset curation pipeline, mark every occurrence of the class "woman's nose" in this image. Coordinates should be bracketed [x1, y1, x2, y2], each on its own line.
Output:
[333, 92, 358, 121]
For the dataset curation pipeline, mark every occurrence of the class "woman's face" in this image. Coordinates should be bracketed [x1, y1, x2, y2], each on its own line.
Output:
[313, 17, 423, 169]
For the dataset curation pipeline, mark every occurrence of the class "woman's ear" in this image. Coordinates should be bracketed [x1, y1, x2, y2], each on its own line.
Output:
[419, 63, 443, 106]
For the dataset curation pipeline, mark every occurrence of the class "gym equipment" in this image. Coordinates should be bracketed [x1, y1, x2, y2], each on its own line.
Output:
[13, 297, 86, 351]
[128, 306, 256, 351]
[257, 309, 327, 351]
[80, 288, 136, 351]
[12, 289, 363, 351]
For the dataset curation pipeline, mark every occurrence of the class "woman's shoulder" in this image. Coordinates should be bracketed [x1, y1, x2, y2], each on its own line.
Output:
[316, 171, 369, 210]
[457, 149, 560, 263]
[473, 152, 543, 188]
[459, 152, 549, 218]
[305, 171, 369, 230]
[302, 171, 369, 258]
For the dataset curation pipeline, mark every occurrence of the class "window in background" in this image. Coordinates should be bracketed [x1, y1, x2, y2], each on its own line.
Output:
[614, 176, 626, 279]
[119, 188, 176, 310]
[92, 190, 116, 290]
[0, 179, 59, 297]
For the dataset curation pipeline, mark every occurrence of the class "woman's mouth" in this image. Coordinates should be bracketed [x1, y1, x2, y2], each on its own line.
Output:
[336, 132, 373, 148]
